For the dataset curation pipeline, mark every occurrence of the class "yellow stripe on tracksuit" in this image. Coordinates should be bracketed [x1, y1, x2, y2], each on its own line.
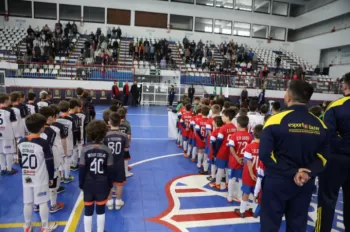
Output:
[314, 207, 322, 232]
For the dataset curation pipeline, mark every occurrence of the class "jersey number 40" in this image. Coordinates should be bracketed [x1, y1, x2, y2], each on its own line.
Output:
[90, 158, 104, 174]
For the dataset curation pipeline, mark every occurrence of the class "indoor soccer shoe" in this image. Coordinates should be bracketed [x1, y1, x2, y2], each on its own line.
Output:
[40, 222, 58, 232]
[50, 202, 64, 213]
[1, 170, 6, 175]
[115, 200, 125, 210]
[57, 186, 65, 194]
[7, 168, 17, 175]
[126, 172, 134, 178]
[23, 225, 32, 232]
[63, 176, 74, 183]
[234, 209, 245, 218]
[70, 165, 79, 171]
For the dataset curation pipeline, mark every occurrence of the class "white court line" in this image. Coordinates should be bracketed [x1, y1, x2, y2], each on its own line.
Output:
[132, 138, 173, 140]
[64, 153, 183, 231]
[132, 126, 168, 128]
[96, 111, 168, 116]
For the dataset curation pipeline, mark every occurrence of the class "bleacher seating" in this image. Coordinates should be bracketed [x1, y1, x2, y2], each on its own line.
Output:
[0, 27, 27, 61]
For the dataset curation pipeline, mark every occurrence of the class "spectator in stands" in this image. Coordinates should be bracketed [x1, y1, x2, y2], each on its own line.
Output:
[258, 88, 265, 106]
[27, 26, 34, 36]
[123, 81, 130, 106]
[185, 49, 190, 63]
[112, 81, 120, 100]
[130, 81, 139, 107]
[160, 57, 166, 69]
[314, 65, 321, 75]
[262, 64, 269, 78]
[248, 49, 254, 62]
[240, 87, 248, 104]
[150, 43, 155, 60]
[188, 85, 195, 104]
[247, 61, 252, 72]
[275, 56, 281, 69]
[272, 101, 281, 115]
[116, 27, 122, 39]
[139, 43, 144, 60]
[209, 58, 216, 71]
[134, 43, 139, 60]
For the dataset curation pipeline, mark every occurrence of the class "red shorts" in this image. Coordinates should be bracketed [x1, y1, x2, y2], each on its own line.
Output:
[195, 136, 206, 149]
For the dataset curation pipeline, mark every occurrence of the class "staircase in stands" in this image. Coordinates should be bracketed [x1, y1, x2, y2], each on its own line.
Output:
[168, 42, 184, 70]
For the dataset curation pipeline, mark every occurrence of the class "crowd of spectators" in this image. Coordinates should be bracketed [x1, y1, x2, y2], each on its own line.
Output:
[22, 21, 78, 63]
[78, 27, 122, 66]
[129, 38, 177, 69]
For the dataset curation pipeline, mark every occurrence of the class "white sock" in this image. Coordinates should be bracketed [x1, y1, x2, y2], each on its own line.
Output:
[78, 145, 83, 159]
[24, 203, 33, 227]
[188, 145, 192, 156]
[6, 153, 13, 171]
[177, 131, 181, 143]
[179, 135, 183, 146]
[97, 214, 105, 232]
[71, 148, 78, 167]
[228, 178, 235, 198]
[237, 179, 243, 199]
[192, 147, 197, 160]
[124, 160, 128, 175]
[211, 164, 217, 179]
[64, 156, 71, 178]
[203, 154, 209, 171]
[183, 140, 188, 152]
[0, 154, 5, 171]
[240, 200, 248, 213]
[84, 215, 92, 232]
[225, 168, 229, 184]
[50, 188, 57, 207]
[216, 168, 225, 185]
[39, 203, 49, 228]
[56, 177, 61, 189]
[197, 153, 203, 168]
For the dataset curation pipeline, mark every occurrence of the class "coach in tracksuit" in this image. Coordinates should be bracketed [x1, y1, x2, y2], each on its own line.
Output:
[259, 80, 330, 232]
[315, 73, 350, 232]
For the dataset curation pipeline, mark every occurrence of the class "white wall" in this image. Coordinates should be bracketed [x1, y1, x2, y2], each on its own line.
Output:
[329, 64, 350, 79]
[294, 0, 350, 28]
[293, 29, 350, 66]
[320, 45, 350, 67]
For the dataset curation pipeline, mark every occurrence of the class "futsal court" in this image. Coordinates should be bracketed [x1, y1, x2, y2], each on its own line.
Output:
[0, 106, 345, 232]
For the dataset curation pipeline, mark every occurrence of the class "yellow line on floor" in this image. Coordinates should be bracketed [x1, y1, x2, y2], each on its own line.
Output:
[0, 221, 67, 228]
[65, 199, 84, 232]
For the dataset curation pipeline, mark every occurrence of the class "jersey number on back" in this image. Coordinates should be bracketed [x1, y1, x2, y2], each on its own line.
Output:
[237, 141, 248, 155]
[90, 158, 104, 174]
[22, 154, 38, 169]
[108, 142, 122, 155]
[0, 113, 3, 125]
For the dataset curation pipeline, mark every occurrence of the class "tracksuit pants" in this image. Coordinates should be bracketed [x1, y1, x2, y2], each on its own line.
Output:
[261, 176, 315, 232]
[315, 155, 350, 232]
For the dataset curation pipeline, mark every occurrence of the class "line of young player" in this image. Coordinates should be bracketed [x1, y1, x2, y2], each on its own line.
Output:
[177, 97, 271, 218]
[0, 89, 132, 232]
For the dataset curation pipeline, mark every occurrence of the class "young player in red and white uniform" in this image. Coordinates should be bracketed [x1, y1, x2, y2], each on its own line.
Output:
[234, 124, 263, 217]
[0, 93, 18, 175]
[195, 106, 210, 173]
[177, 99, 189, 148]
[205, 104, 221, 180]
[180, 104, 194, 157]
[189, 106, 202, 162]
[253, 157, 265, 218]
[207, 116, 224, 182]
[209, 108, 237, 189]
[227, 116, 253, 202]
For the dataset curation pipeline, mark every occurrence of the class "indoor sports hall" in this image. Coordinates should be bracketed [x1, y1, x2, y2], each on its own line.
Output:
[0, 0, 349, 231]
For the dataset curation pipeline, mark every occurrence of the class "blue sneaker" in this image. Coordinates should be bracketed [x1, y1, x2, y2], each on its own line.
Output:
[1, 170, 6, 175]
[6, 169, 17, 175]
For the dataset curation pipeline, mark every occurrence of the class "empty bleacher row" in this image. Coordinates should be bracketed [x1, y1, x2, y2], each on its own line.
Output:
[0, 27, 27, 61]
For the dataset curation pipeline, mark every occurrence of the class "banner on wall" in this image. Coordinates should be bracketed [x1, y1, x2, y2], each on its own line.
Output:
[54, 89, 61, 99]
[168, 111, 178, 140]
[65, 89, 73, 99]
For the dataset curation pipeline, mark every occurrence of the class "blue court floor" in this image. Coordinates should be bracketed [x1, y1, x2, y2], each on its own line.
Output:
[0, 106, 345, 232]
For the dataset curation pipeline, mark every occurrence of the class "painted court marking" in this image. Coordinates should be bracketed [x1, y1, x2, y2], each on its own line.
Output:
[64, 153, 183, 232]
[96, 111, 168, 117]
[0, 221, 67, 229]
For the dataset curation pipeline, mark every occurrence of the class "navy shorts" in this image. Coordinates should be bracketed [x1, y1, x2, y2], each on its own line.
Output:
[228, 168, 243, 179]
[242, 183, 255, 195]
[215, 158, 228, 169]
[112, 160, 126, 185]
[83, 182, 110, 205]
[124, 150, 131, 160]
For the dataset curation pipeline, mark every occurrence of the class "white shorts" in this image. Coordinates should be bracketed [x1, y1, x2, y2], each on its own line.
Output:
[23, 185, 50, 205]
[0, 139, 16, 154]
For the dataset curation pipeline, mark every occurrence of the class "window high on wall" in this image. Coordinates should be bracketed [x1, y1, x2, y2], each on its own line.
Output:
[59, 4, 81, 21]
[235, 0, 252, 11]
[272, 1, 288, 16]
[170, 14, 193, 31]
[216, 0, 233, 9]
[214, 19, 232, 35]
[196, 0, 214, 7]
[8, 0, 32, 17]
[34, 2, 57, 20]
[84, 6, 105, 23]
[195, 17, 213, 33]
[270, 26, 286, 41]
[254, 0, 271, 14]
[107, 8, 131, 25]
[252, 24, 268, 38]
[0, 0, 5, 15]
[171, 0, 194, 4]
[233, 22, 251, 37]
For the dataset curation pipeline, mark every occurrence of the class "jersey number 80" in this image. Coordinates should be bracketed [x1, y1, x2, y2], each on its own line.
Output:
[108, 142, 122, 155]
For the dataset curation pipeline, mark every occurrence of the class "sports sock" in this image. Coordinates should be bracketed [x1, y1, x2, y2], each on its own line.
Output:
[50, 188, 57, 207]
[84, 215, 92, 232]
[177, 131, 181, 144]
[0, 154, 5, 171]
[64, 156, 71, 178]
[215, 168, 225, 185]
[225, 168, 229, 184]
[188, 144, 192, 156]
[124, 160, 128, 175]
[192, 147, 197, 160]
[39, 203, 49, 228]
[197, 152, 203, 168]
[24, 203, 33, 227]
[240, 200, 248, 213]
[56, 176, 61, 189]
[237, 179, 243, 199]
[97, 214, 105, 232]
[211, 164, 217, 179]
[202, 154, 209, 171]
[183, 140, 188, 152]
[179, 135, 183, 146]
[228, 178, 235, 198]
[6, 153, 13, 171]
[71, 148, 78, 167]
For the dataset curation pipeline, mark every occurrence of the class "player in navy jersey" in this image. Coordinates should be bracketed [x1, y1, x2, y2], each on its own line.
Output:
[104, 112, 130, 210]
[11, 91, 27, 138]
[68, 99, 81, 171]
[57, 101, 75, 183]
[80, 120, 113, 232]
[49, 105, 68, 194]
[26, 92, 38, 115]
[39, 107, 65, 213]
[117, 107, 133, 177]
[0, 93, 18, 175]
[18, 113, 58, 232]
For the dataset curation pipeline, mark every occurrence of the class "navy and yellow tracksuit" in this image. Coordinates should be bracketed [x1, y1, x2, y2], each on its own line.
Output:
[315, 95, 350, 232]
[259, 105, 329, 232]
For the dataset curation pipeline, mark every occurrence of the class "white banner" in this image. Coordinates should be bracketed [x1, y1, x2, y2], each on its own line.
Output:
[168, 111, 178, 140]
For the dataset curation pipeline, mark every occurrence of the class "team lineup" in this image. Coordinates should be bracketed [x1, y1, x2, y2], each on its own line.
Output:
[0, 77, 349, 232]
